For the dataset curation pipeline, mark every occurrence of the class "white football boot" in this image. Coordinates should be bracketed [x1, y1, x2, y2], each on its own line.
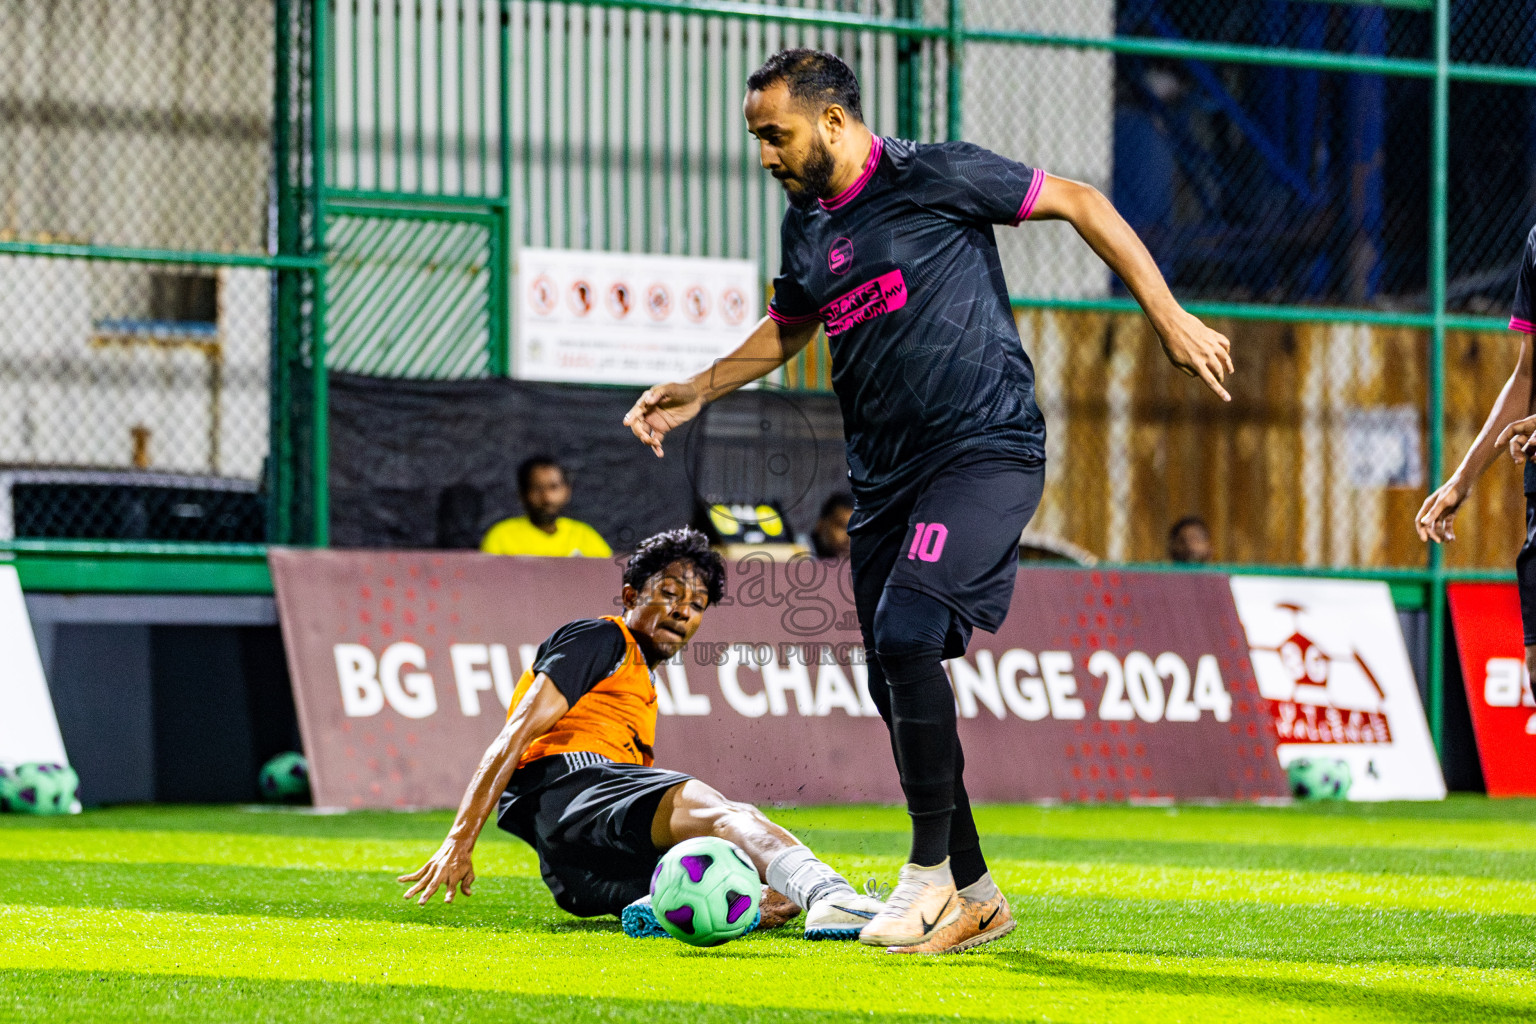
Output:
[803, 883, 886, 940]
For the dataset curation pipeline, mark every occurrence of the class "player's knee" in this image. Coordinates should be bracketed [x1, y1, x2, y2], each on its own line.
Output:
[670, 780, 753, 835]
[872, 587, 950, 667]
[673, 778, 729, 815]
[552, 885, 609, 919]
[711, 797, 768, 836]
[1525, 645, 1536, 696]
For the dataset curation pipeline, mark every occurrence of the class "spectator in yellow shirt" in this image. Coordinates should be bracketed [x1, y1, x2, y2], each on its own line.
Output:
[481, 456, 613, 558]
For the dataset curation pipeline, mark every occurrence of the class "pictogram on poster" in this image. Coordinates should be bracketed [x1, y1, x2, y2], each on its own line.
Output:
[514, 249, 759, 385]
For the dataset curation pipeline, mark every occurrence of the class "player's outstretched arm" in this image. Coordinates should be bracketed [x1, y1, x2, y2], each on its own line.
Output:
[1028, 174, 1234, 401]
[622, 316, 820, 457]
[1418, 334, 1536, 543]
[397, 675, 569, 905]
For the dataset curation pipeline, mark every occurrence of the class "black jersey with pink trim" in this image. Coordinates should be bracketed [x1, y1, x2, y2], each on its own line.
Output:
[1511, 224, 1536, 492]
[1512, 223, 1536, 336]
[768, 137, 1047, 502]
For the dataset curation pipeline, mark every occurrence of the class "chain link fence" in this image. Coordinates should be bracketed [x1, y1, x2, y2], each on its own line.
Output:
[959, 0, 1532, 570]
[0, 0, 1533, 575]
[0, 0, 294, 546]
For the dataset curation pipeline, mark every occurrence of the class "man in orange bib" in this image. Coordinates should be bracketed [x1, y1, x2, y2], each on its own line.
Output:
[399, 528, 884, 939]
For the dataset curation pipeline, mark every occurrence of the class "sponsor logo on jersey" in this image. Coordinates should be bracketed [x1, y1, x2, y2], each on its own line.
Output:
[828, 237, 854, 274]
[821, 268, 907, 336]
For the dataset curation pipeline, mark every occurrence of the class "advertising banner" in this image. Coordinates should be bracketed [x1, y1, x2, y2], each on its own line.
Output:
[1230, 576, 1446, 800]
[0, 565, 68, 767]
[513, 248, 759, 386]
[1446, 582, 1536, 797]
[271, 550, 1284, 809]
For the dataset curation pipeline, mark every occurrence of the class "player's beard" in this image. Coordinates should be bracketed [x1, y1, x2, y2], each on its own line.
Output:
[778, 135, 836, 210]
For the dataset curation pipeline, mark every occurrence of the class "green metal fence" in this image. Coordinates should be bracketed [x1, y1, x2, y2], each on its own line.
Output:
[3, 0, 1536, 750]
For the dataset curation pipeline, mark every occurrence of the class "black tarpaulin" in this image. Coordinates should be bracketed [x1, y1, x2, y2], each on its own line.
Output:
[328, 373, 851, 551]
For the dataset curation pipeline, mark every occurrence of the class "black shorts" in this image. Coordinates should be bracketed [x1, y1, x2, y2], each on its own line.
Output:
[849, 448, 1046, 653]
[496, 753, 692, 917]
[1517, 495, 1536, 646]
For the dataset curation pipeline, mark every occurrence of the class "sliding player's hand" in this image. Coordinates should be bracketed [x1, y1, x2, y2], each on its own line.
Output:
[1496, 415, 1536, 463]
[1157, 311, 1234, 402]
[623, 381, 704, 458]
[398, 838, 476, 906]
[1415, 479, 1468, 544]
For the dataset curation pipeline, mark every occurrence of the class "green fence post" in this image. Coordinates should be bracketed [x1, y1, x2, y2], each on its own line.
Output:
[945, 0, 962, 141]
[895, 0, 919, 139]
[495, 0, 513, 377]
[312, 0, 332, 547]
[271, 0, 295, 545]
[1426, 0, 1450, 758]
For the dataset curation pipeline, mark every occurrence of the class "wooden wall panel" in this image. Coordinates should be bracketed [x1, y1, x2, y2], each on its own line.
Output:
[1014, 310, 1519, 570]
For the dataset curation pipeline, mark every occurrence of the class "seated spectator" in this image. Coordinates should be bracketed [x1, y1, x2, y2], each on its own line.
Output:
[482, 456, 612, 558]
[801, 492, 853, 560]
[1167, 516, 1213, 564]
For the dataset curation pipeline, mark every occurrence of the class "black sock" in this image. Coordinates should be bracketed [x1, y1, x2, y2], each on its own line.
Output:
[949, 750, 988, 889]
[882, 653, 957, 867]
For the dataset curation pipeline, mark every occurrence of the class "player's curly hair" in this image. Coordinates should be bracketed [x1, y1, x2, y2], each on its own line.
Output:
[623, 527, 726, 606]
[747, 48, 863, 123]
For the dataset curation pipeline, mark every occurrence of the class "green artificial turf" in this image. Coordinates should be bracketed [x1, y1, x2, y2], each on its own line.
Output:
[1, 800, 1533, 1023]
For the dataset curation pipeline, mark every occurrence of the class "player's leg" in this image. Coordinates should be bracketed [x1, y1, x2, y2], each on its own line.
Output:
[860, 454, 1045, 950]
[501, 757, 728, 931]
[1527, 646, 1536, 701]
[849, 501, 994, 912]
[853, 584, 967, 946]
[1519, 495, 1536, 700]
[847, 503, 909, 785]
[649, 779, 884, 939]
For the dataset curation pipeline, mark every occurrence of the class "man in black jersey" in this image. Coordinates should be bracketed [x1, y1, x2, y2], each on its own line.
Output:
[623, 49, 1234, 954]
[1418, 224, 1536, 685]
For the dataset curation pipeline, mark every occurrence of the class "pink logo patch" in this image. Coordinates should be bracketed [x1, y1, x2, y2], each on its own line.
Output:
[820, 269, 907, 336]
[828, 237, 854, 274]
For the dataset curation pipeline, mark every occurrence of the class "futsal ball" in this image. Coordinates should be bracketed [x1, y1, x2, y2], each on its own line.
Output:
[1312, 758, 1352, 800]
[0, 766, 17, 813]
[649, 836, 761, 947]
[27, 763, 79, 813]
[10, 763, 67, 815]
[1287, 757, 1352, 801]
[258, 752, 311, 803]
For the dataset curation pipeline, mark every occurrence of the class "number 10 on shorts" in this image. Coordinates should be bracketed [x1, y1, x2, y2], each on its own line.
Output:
[908, 522, 948, 562]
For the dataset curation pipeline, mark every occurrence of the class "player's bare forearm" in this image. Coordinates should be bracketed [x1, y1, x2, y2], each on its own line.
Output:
[447, 675, 569, 844]
[1029, 174, 1234, 400]
[688, 316, 819, 402]
[398, 675, 568, 904]
[624, 317, 818, 457]
[1453, 341, 1535, 487]
[1416, 336, 1534, 543]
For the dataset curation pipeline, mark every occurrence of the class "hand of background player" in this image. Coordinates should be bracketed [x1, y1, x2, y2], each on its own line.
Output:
[1157, 311, 1234, 402]
[397, 838, 476, 906]
[1415, 478, 1468, 544]
[623, 381, 704, 458]
[1495, 415, 1536, 464]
